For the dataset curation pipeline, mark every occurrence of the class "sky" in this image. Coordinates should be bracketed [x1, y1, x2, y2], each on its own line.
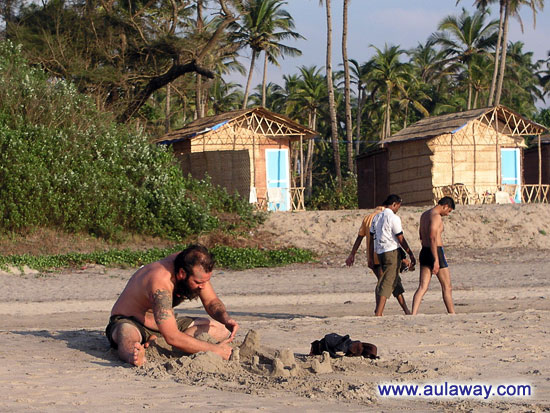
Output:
[227, 0, 550, 100]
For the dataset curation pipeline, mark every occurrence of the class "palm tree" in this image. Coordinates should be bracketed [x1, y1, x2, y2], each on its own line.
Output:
[233, 0, 303, 108]
[209, 79, 243, 114]
[538, 50, 550, 98]
[368, 44, 411, 139]
[431, 8, 498, 109]
[503, 41, 542, 113]
[341, 0, 354, 172]
[321, 0, 342, 189]
[459, 0, 545, 105]
[494, 0, 544, 105]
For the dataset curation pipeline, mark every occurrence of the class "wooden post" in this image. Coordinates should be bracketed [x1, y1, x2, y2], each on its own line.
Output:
[300, 135, 304, 188]
[495, 109, 500, 188]
[451, 133, 455, 185]
[252, 133, 256, 187]
[473, 121, 477, 193]
[538, 133, 542, 187]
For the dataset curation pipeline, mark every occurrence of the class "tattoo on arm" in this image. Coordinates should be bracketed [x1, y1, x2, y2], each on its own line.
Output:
[152, 289, 174, 325]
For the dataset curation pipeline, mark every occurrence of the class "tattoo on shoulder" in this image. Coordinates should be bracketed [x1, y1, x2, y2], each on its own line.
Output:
[152, 289, 174, 324]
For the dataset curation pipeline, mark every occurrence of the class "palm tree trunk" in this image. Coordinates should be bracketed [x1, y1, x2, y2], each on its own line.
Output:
[165, 83, 171, 133]
[195, 74, 203, 118]
[262, 51, 268, 107]
[495, 0, 510, 106]
[342, 0, 354, 173]
[488, 0, 505, 106]
[467, 81, 472, 110]
[383, 88, 391, 139]
[306, 109, 317, 199]
[195, 0, 204, 118]
[243, 51, 257, 108]
[325, 0, 342, 190]
[355, 87, 364, 155]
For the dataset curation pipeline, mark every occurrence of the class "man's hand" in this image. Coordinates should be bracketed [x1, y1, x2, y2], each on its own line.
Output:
[225, 319, 239, 341]
[410, 255, 416, 269]
[345, 254, 355, 267]
[144, 335, 157, 349]
[432, 261, 439, 275]
[213, 340, 233, 360]
[367, 257, 374, 270]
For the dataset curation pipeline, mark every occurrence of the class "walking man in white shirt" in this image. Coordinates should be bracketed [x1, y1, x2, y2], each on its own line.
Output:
[369, 194, 416, 316]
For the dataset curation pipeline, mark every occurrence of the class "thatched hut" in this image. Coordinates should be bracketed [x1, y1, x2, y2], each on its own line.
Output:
[357, 106, 547, 207]
[154, 107, 317, 211]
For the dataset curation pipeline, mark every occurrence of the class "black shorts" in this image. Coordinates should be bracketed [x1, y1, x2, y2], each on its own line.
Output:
[419, 246, 448, 270]
[105, 315, 194, 349]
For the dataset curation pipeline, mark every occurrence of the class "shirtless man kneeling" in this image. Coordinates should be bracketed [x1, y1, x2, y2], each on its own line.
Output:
[411, 196, 456, 315]
[105, 244, 238, 366]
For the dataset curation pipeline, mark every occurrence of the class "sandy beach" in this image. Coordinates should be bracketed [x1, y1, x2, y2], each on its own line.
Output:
[1, 204, 549, 412]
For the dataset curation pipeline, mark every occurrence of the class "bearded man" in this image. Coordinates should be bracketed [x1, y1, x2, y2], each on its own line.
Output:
[105, 244, 238, 366]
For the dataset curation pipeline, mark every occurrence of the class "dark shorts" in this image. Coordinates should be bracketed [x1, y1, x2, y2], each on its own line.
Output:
[105, 315, 195, 349]
[419, 246, 449, 270]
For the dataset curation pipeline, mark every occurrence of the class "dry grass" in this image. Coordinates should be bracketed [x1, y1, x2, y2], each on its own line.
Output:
[0, 228, 177, 256]
[0, 227, 284, 257]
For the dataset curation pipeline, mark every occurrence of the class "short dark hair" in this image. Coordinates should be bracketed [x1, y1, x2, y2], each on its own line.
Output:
[438, 196, 455, 210]
[382, 194, 402, 206]
[174, 244, 214, 276]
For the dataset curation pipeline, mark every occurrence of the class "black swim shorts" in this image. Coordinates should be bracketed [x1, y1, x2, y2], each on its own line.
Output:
[419, 246, 448, 270]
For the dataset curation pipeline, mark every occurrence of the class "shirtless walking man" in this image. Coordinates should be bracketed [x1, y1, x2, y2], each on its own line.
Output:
[411, 196, 456, 315]
[106, 244, 238, 366]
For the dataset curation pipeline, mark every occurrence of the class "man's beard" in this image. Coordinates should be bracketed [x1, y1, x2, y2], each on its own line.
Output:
[172, 277, 200, 307]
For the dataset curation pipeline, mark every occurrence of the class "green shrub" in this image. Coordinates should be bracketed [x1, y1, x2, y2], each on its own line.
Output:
[0, 245, 315, 271]
[0, 40, 262, 239]
[307, 174, 358, 210]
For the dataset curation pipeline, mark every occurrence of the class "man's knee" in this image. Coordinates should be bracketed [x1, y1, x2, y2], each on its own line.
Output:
[113, 322, 142, 345]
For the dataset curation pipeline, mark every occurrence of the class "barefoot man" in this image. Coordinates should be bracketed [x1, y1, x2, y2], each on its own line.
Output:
[369, 194, 416, 316]
[105, 244, 238, 366]
[411, 196, 456, 315]
[346, 205, 411, 315]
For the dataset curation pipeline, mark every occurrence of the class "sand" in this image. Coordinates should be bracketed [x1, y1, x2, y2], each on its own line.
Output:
[1, 204, 549, 412]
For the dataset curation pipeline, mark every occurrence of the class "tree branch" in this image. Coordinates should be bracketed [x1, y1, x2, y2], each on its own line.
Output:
[118, 60, 214, 123]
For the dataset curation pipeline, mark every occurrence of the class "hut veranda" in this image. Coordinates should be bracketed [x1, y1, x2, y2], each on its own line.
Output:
[357, 106, 547, 208]
[154, 107, 317, 211]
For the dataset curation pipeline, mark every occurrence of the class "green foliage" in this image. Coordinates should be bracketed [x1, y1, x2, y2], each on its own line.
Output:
[0, 245, 315, 272]
[0, 41, 261, 240]
[307, 174, 358, 210]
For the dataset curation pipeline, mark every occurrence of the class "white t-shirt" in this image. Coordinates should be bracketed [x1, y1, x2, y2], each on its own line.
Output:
[370, 208, 403, 254]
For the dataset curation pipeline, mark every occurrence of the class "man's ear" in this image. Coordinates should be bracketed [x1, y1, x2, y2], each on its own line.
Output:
[176, 268, 186, 280]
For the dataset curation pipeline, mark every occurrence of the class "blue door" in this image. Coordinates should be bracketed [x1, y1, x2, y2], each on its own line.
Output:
[265, 149, 290, 211]
[501, 148, 521, 203]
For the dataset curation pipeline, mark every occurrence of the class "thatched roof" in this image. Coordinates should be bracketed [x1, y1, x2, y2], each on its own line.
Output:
[154, 107, 317, 144]
[381, 105, 547, 145]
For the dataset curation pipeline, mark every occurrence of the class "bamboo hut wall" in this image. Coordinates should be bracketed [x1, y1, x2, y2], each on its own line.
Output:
[187, 124, 291, 201]
[177, 150, 251, 197]
[356, 149, 389, 208]
[387, 140, 434, 205]
[430, 120, 523, 193]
